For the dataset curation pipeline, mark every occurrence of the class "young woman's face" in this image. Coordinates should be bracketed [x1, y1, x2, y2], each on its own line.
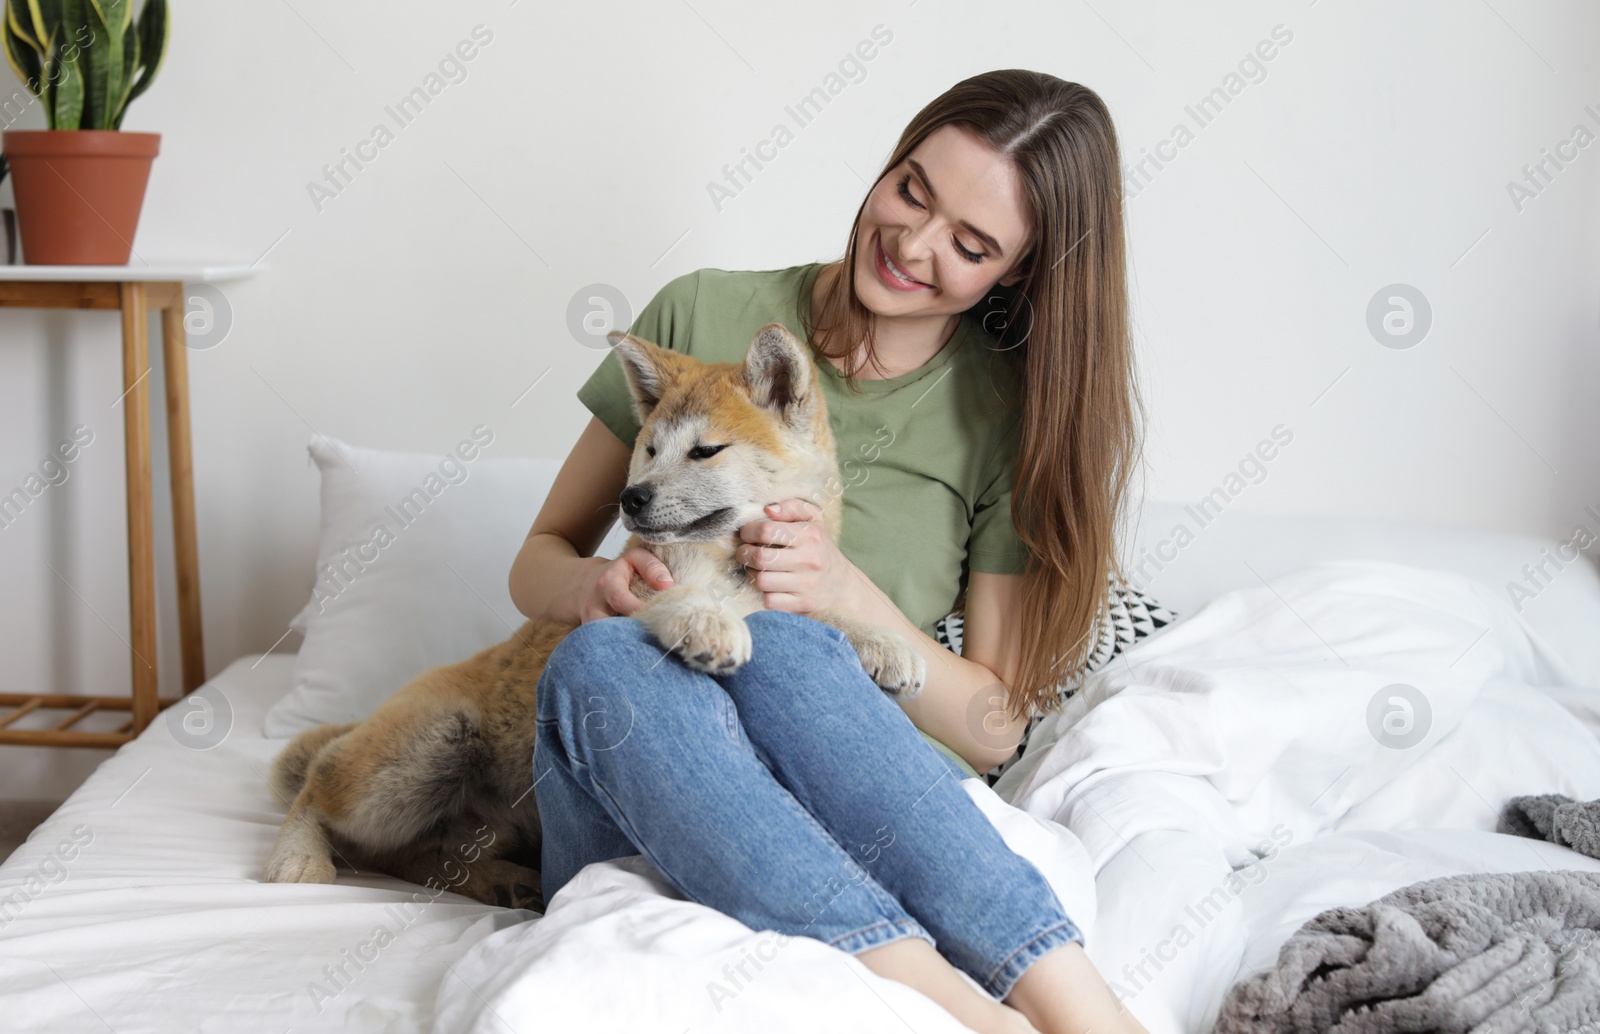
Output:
[852, 122, 1035, 319]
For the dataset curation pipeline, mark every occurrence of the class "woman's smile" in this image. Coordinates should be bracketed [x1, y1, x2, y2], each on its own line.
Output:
[872, 230, 935, 292]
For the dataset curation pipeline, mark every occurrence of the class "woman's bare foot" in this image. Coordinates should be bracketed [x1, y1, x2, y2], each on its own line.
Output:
[1005, 942, 1149, 1034]
[857, 937, 1040, 1033]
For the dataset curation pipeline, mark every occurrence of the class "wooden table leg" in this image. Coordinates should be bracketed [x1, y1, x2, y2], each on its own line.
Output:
[160, 285, 206, 695]
[120, 281, 159, 732]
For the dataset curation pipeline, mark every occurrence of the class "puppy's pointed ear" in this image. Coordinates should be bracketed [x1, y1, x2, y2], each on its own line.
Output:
[744, 323, 817, 425]
[608, 331, 675, 424]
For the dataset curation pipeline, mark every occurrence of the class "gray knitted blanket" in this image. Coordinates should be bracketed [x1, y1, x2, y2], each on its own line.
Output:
[1213, 870, 1600, 1034]
[1499, 795, 1600, 858]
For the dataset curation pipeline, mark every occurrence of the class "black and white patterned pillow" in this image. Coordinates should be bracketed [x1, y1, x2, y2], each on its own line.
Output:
[932, 574, 1179, 787]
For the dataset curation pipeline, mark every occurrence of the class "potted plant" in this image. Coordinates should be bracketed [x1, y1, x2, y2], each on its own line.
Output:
[1, 0, 168, 265]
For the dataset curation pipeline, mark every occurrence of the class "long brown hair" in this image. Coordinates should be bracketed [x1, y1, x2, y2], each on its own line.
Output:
[801, 69, 1145, 720]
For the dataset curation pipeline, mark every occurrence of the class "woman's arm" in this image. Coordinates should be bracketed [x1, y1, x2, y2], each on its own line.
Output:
[508, 416, 675, 625]
[844, 567, 1033, 774]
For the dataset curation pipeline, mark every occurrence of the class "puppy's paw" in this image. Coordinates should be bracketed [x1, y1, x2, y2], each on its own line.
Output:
[850, 629, 927, 698]
[671, 606, 753, 675]
[265, 848, 336, 885]
[466, 859, 544, 912]
[637, 592, 753, 675]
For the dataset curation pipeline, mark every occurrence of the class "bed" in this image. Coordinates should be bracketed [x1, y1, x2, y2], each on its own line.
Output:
[3, 481, 1598, 1033]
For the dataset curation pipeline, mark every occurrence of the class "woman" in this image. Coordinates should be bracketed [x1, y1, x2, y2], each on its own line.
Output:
[509, 69, 1147, 1034]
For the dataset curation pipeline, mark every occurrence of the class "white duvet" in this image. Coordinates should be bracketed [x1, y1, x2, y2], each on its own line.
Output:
[436, 561, 1600, 1034]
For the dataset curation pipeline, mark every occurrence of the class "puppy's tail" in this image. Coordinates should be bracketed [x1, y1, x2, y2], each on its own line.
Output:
[271, 722, 356, 801]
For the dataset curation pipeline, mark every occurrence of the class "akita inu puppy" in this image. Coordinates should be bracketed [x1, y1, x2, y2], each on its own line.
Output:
[264, 323, 926, 910]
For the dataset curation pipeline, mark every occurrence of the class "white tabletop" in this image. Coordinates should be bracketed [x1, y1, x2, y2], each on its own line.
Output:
[0, 263, 261, 282]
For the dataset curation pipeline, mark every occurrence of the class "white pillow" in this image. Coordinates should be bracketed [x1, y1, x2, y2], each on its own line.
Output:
[265, 434, 630, 738]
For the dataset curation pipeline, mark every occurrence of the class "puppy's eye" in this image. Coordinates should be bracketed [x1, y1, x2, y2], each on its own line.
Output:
[645, 444, 656, 457]
[687, 444, 727, 460]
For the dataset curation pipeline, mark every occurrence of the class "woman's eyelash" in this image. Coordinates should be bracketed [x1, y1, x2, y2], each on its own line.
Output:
[896, 173, 924, 210]
[895, 174, 986, 264]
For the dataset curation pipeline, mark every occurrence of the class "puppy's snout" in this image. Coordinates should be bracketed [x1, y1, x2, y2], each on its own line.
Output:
[620, 483, 654, 517]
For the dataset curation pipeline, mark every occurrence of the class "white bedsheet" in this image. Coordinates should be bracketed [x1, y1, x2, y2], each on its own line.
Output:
[0, 655, 522, 1033]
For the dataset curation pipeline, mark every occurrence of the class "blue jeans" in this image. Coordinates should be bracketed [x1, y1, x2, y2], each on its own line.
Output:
[532, 608, 1083, 1001]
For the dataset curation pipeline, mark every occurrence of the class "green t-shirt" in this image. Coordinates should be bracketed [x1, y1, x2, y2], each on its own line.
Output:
[576, 263, 1031, 777]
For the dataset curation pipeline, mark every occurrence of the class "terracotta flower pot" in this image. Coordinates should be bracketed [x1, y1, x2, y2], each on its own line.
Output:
[3, 130, 160, 265]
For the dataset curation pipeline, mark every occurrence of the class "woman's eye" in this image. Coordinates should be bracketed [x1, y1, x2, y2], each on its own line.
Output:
[687, 444, 727, 460]
[645, 445, 656, 457]
[896, 174, 923, 210]
[897, 173, 985, 264]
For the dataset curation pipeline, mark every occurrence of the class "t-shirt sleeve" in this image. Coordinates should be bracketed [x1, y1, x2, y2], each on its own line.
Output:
[967, 418, 1032, 575]
[575, 269, 701, 450]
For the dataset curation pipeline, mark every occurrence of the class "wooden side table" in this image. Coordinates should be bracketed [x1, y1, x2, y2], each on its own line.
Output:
[0, 264, 257, 747]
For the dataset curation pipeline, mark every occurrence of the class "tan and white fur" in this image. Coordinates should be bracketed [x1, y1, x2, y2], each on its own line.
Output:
[263, 323, 925, 910]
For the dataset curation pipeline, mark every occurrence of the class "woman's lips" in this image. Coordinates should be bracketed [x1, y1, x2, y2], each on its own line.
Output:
[873, 233, 932, 292]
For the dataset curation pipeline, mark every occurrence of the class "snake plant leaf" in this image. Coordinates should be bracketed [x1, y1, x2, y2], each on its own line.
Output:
[6, 0, 48, 99]
[34, 21, 54, 120]
[50, 31, 83, 128]
[122, 0, 160, 107]
[24, 0, 68, 70]
[83, 0, 126, 37]
[20, 0, 50, 45]
[82, 0, 122, 127]
[3, 9, 44, 93]
[109, 13, 135, 126]
[4, 0, 57, 123]
[69, 0, 102, 125]
[53, 0, 105, 126]
[6, 0, 43, 56]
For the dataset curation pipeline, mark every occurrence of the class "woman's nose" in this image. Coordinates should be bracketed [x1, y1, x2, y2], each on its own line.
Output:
[895, 224, 936, 267]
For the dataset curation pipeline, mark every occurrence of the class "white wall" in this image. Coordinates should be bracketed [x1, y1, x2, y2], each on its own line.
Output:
[2, 0, 1596, 795]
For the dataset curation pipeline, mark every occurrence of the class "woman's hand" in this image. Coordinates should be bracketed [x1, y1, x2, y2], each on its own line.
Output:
[736, 497, 860, 615]
[576, 546, 674, 623]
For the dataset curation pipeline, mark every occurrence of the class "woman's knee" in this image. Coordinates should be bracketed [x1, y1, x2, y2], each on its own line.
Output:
[744, 609, 854, 657]
[539, 616, 649, 713]
[731, 611, 876, 710]
[539, 618, 666, 757]
[546, 615, 645, 668]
